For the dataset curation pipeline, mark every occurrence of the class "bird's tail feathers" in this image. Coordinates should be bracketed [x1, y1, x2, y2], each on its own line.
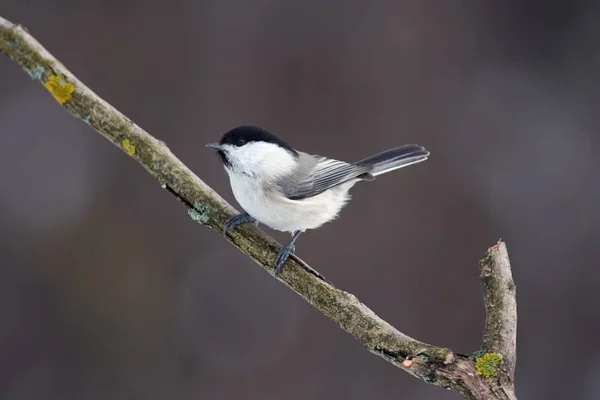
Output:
[355, 144, 429, 176]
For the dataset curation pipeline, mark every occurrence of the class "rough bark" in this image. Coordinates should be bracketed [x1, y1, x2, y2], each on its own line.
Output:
[479, 242, 518, 399]
[0, 16, 517, 399]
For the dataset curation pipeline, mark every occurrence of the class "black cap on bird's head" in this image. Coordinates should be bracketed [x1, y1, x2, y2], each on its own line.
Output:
[206, 126, 298, 166]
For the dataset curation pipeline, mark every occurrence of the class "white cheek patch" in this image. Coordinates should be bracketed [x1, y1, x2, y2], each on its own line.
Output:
[228, 142, 297, 180]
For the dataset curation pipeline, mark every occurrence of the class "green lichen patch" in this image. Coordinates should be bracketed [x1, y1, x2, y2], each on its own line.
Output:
[187, 202, 211, 224]
[475, 352, 502, 378]
[24, 65, 45, 80]
[469, 345, 488, 360]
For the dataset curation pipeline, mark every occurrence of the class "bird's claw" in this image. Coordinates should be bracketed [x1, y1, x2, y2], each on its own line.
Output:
[272, 244, 295, 275]
[223, 212, 256, 236]
[272, 231, 303, 275]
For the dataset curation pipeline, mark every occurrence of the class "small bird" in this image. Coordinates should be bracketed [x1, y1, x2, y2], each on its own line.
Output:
[207, 126, 429, 274]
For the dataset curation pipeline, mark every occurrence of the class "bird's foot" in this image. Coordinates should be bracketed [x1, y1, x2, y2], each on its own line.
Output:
[272, 230, 303, 275]
[273, 243, 295, 275]
[223, 212, 256, 236]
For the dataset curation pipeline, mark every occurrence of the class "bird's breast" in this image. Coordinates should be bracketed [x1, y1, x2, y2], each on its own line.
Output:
[227, 173, 351, 233]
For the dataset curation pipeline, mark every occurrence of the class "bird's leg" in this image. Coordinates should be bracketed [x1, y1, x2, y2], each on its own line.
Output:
[273, 230, 303, 275]
[223, 212, 256, 236]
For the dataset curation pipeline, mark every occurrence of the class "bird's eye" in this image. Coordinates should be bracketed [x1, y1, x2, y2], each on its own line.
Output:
[236, 139, 246, 146]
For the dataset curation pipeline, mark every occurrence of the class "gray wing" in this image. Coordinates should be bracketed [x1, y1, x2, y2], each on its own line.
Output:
[281, 153, 373, 200]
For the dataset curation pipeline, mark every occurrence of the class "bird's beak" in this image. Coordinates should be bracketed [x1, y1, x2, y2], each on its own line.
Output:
[206, 142, 222, 150]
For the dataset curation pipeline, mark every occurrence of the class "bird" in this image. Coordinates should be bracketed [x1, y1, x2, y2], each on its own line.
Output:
[206, 126, 429, 274]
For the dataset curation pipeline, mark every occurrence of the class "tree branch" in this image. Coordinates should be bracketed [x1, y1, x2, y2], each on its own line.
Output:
[0, 17, 517, 399]
[479, 241, 518, 399]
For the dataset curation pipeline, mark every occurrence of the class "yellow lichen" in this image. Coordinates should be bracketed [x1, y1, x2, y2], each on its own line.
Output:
[42, 75, 74, 104]
[121, 139, 136, 156]
[476, 352, 502, 378]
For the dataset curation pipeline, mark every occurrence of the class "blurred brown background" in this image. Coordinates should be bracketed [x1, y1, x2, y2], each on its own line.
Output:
[1, 1, 599, 399]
